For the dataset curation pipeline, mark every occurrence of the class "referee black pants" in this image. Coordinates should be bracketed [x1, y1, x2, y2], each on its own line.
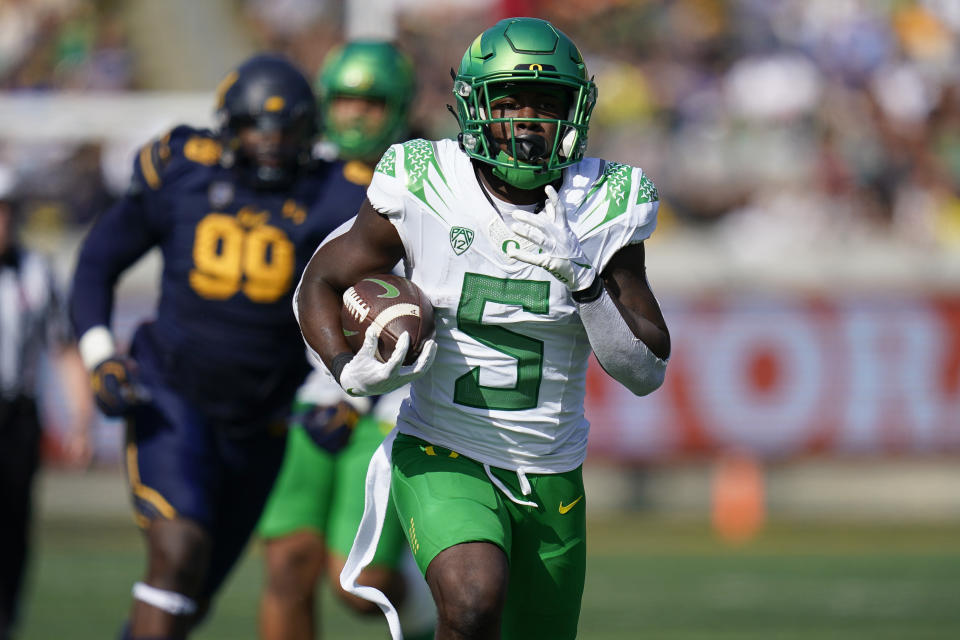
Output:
[0, 396, 41, 640]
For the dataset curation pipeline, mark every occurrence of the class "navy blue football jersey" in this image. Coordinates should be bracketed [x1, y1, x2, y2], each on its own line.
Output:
[71, 125, 366, 423]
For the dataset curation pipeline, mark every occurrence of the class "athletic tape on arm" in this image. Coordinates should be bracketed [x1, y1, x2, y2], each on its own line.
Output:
[577, 288, 667, 396]
[78, 325, 117, 370]
[132, 582, 197, 616]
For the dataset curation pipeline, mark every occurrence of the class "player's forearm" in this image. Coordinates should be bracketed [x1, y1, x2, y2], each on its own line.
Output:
[69, 246, 119, 340]
[70, 240, 124, 369]
[599, 243, 671, 360]
[577, 287, 668, 396]
[295, 266, 353, 374]
[70, 197, 154, 339]
[605, 285, 671, 360]
[57, 345, 95, 431]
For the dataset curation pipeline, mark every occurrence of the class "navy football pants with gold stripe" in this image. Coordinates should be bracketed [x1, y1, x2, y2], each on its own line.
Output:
[124, 363, 286, 600]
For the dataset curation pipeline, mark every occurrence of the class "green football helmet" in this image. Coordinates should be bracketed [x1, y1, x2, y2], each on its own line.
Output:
[317, 41, 416, 162]
[453, 17, 597, 190]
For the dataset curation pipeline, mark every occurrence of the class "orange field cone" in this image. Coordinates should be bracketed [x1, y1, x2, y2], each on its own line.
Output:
[711, 449, 765, 544]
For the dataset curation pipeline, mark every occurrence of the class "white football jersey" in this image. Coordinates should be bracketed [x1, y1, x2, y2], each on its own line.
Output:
[367, 138, 659, 473]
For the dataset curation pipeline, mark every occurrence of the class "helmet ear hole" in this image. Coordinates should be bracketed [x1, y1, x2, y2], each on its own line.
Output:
[560, 128, 578, 159]
[461, 133, 479, 151]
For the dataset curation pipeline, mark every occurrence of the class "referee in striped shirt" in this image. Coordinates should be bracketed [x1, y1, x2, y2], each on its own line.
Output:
[0, 171, 92, 640]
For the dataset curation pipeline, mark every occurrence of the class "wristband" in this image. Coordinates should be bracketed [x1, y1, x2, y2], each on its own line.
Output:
[78, 325, 117, 371]
[571, 275, 603, 304]
[330, 352, 354, 385]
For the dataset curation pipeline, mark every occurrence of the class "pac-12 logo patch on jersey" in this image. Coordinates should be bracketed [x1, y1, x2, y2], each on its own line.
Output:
[449, 226, 474, 255]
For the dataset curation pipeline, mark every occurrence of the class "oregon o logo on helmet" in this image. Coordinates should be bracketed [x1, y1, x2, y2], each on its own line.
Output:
[512, 63, 557, 71]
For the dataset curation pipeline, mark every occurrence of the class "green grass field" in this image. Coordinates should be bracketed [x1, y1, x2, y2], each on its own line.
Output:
[18, 513, 960, 639]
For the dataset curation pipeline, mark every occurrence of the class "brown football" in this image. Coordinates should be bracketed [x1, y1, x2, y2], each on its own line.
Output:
[340, 274, 435, 366]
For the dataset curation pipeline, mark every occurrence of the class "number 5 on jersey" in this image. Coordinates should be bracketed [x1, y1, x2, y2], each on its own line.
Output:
[454, 273, 549, 410]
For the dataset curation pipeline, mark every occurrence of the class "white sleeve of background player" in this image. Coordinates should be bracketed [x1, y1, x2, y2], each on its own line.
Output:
[296, 362, 371, 413]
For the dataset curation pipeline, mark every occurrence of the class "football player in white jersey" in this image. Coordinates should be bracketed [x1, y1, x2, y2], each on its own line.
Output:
[295, 17, 670, 640]
[257, 41, 435, 640]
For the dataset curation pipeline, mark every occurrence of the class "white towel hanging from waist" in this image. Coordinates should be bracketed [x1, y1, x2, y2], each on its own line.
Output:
[339, 427, 402, 639]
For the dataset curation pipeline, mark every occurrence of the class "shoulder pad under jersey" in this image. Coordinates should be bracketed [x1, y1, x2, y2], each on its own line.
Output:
[571, 160, 660, 273]
[131, 125, 222, 192]
[374, 139, 437, 183]
[342, 160, 374, 186]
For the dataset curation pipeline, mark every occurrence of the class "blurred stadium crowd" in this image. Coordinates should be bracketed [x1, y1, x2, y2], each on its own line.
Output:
[1, 0, 958, 251]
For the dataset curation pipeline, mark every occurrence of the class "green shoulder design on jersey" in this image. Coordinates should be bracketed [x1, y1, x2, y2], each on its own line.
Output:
[375, 145, 397, 177]
[401, 139, 450, 221]
[583, 161, 635, 234]
[636, 172, 659, 204]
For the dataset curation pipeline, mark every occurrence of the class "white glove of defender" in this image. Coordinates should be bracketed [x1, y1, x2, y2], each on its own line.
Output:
[506, 185, 597, 292]
[339, 324, 437, 397]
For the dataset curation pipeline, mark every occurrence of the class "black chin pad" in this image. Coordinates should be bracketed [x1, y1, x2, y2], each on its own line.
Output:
[514, 135, 548, 163]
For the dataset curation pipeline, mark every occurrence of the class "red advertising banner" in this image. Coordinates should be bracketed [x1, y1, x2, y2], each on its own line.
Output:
[585, 295, 960, 461]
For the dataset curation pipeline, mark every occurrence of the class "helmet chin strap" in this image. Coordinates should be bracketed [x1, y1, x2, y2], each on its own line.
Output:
[222, 132, 311, 190]
[255, 165, 291, 188]
[228, 152, 301, 190]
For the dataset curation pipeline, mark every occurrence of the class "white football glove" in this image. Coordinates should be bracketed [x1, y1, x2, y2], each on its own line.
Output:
[506, 184, 597, 292]
[339, 324, 437, 397]
[297, 365, 371, 413]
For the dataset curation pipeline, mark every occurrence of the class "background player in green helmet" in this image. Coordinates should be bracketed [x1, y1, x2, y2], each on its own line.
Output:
[317, 40, 416, 168]
[256, 40, 434, 640]
[297, 16, 671, 640]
